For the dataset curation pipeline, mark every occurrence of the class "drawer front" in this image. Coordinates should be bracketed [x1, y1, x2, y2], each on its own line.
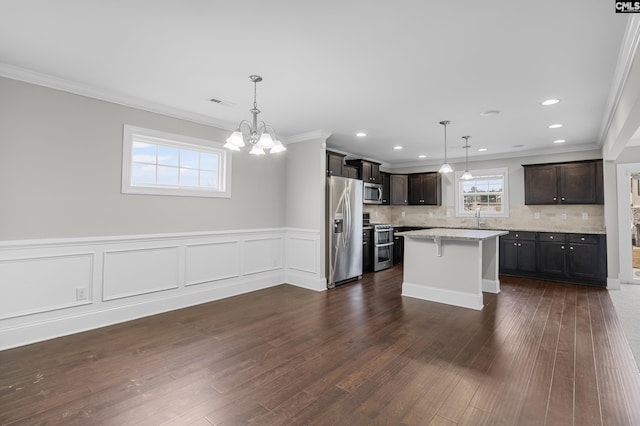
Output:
[539, 233, 566, 242]
[507, 231, 536, 241]
[568, 234, 599, 244]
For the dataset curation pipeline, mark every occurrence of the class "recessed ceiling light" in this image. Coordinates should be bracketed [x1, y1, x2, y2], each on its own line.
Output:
[480, 110, 501, 117]
[356, 132, 366, 137]
[553, 139, 566, 144]
[393, 146, 403, 150]
[418, 154, 427, 159]
[541, 99, 561, 106]
[548, 124, 563, 129]
[478, 148, 487, 152]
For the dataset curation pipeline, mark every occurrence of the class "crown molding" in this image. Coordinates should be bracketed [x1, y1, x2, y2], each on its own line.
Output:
[0, 63, 236, 131]
[285, 130, 332, 144]
[598, 15, 640, 146]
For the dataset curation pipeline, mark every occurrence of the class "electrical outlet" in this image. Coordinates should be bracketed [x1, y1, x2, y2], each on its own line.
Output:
[582, 212, 589, 220]
[76, 287, 88, 301]
[534, 212, 540, 219]
[561, 213, 567, 220]
[401, 211, 406, 217]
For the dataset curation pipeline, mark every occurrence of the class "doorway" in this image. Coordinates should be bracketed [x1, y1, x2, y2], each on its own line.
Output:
[631, 175, 640, 281]
[617, 162, 640, 284]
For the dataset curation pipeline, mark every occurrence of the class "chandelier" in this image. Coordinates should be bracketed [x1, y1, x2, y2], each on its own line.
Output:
[438, 120, 453, 173]
[224, 75, 286, 155]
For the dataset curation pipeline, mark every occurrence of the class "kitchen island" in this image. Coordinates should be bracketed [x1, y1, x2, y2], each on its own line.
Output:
[397, 228, 508, 310]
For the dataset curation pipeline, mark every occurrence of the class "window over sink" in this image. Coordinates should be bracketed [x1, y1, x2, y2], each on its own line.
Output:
[454, 168, 509, 217]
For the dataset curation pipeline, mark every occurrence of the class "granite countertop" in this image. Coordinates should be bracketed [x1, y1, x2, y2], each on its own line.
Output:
[393, 224, 606, 235]
[396, 228, 509, 241]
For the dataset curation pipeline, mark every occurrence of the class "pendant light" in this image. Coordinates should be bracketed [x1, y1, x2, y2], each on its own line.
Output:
[438, 120, 453, 173]
[461, 136, 473, 180]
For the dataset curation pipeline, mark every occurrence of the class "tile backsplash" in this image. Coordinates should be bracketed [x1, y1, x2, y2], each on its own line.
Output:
[364, 204, 605, 234]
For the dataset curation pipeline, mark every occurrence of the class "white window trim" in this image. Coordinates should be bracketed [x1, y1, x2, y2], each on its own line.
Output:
[454, 167, 509, 218]
[122, 125, 232, 198]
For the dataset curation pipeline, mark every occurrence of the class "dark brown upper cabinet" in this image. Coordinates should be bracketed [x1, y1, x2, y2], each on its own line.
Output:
[326, 151, 345, 177]
[390, 174, 408, 205]
[380, 172, 391, 205]
[408, 172, 441, 205]
[346, 159, 381, 183]
[524, 160, 603, 205]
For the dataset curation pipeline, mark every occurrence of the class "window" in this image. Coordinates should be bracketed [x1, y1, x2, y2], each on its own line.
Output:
[122, 125, 231, 198]
[455, 168, 509, 217]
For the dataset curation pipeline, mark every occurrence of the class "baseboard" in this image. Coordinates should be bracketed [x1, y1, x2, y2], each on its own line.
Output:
[401, 281, 484, 311]
[285, 269, 327, 291]
[482, 278, 501, 294]
[607, 277, 621, 290]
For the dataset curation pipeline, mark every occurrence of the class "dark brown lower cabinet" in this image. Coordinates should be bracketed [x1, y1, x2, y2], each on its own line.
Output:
[500, 231, 606, 287]
[363, 228, 373, 272]
[500, 237, 536, 274]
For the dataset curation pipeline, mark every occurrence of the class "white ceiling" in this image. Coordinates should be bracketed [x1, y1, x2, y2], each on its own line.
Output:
[0, 1, 630, 167]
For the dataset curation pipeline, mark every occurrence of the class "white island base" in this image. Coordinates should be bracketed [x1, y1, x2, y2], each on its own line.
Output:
[399, 228, 508, 311]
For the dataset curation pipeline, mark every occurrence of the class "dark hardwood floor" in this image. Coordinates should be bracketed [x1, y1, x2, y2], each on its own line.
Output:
[1, 265, 640, 425]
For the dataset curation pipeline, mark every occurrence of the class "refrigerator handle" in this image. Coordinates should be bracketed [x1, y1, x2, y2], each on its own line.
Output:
[344, 188, 351, 245]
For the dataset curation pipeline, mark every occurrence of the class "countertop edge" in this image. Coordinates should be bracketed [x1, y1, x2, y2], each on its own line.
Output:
[396, 228, 509, 241]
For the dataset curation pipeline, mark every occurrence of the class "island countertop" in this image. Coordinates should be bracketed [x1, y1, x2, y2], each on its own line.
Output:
[396, 228, 508, 241]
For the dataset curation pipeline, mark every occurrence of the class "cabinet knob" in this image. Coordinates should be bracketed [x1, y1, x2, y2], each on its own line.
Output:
[515, 234, 519, 237]
[513, 242, 517, 246]
[553, 197, 557, 201]
[570, 246, 574, 250]
[518, 243, 522, 247]
[561, 246, 565, 249]
[561, 197, 565, 201]
[581, 237, 585, 241]
[550, 236, 554, 239]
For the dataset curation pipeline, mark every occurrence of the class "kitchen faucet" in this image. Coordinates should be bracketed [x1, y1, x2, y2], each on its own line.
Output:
[475, 207, 484, 228]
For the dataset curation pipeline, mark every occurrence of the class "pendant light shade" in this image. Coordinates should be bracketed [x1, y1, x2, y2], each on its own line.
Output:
[461, 136, 473, 180]
[438, 120, 453, 174]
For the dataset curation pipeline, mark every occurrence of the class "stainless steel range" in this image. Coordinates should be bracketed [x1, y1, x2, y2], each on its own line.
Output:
[372, 224, 394, 271]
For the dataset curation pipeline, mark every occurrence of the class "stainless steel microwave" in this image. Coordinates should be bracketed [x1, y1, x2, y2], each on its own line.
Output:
[363, 182, 383, 204]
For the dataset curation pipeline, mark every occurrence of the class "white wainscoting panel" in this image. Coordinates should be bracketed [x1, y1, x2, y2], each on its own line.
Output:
[284, 229, 326, 291]
[287, 237, 317, 274]
[243, 237, 283, 275]
[185, 241, 240, 286]
[0, 253, 93, 319]
[103, 246, 180, 300]
[0, 227, 326, 350]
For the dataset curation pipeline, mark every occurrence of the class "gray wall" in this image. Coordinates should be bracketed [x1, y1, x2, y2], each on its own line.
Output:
[0, 77, 286, 240]
[285, 139, 326, 230]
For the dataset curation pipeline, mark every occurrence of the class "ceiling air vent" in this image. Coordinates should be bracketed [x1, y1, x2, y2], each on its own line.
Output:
[209, 97, 236, 107]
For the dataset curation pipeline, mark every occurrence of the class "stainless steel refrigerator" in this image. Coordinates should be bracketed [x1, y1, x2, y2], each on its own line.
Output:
[327, 176, 363, 288]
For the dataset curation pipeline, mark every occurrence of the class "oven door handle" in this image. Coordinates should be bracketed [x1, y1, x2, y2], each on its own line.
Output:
[376, 242, 394, 247]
